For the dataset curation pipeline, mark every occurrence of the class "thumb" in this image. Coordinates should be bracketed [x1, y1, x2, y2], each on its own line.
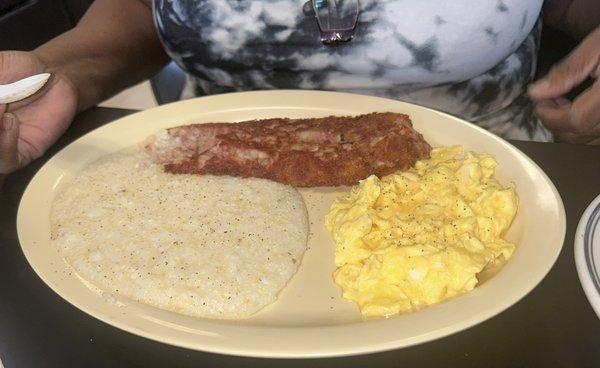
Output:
[0, 113, 21, 173]
[529, 28, 600, 101]
[0, 50, 46, 84]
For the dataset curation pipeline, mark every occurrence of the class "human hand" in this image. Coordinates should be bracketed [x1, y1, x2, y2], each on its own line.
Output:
[0, 50, 78, 173]
[528, 26, 600, 144]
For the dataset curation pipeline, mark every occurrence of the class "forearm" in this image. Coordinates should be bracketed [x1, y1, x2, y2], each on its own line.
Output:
[33, 0, 169, 112]
[544, 0, 600, 39]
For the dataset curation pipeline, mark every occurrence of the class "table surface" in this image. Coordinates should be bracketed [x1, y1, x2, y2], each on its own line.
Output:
[1, 107, 600, 368]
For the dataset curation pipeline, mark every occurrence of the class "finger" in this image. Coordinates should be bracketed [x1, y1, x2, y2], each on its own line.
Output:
[568, 80, 600, 134]
[529, 28, 600, 100]
[546, 97, 571, 108]
[0, 106, 9, 186]
[535, 103, 571, 132]
[593, 54, 600, 78]
[0, 51, 45, 84]
[0, 113, 21, 173]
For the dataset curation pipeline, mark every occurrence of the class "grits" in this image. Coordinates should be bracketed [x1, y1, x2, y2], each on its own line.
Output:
[50, 149, 309, 319]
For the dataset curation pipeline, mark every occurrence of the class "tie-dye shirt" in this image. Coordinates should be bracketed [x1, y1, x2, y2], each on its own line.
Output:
[153, 0, 551, 141]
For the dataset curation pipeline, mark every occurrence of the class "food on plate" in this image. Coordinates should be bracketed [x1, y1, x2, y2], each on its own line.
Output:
[50, 149, 309, 319]
[325, 146, 518, 317]
[145, 112, 431, 187]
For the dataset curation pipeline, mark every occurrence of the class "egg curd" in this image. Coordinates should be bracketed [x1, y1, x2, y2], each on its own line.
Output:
[325, 146, 518, 317]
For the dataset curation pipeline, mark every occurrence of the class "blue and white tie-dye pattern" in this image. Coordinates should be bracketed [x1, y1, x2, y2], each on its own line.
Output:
[154, 0, 551, 141]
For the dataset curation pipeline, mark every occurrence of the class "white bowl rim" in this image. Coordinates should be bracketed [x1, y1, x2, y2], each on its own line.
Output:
[575, 193, 600, 319]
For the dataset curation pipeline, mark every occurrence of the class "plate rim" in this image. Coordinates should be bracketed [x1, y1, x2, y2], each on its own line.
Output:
[17, 90, 567, 358]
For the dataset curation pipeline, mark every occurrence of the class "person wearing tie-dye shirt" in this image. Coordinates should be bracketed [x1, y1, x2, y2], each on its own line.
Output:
[0, 0, 599, 174]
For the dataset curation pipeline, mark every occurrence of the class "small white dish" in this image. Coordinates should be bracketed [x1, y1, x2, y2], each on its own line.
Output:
[575, 193, 600, 319]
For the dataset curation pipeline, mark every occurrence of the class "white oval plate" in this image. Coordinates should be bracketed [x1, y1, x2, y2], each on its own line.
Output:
[18, 90, 566, 358]
[575, 194, 600, 319]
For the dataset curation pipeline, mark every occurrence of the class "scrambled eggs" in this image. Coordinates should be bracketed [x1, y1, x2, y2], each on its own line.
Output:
[325, 146, 518, 317]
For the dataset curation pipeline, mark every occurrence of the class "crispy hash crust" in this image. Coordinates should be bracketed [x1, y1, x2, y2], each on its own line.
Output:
[145, 112, 431, 187]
